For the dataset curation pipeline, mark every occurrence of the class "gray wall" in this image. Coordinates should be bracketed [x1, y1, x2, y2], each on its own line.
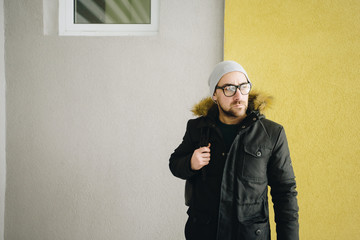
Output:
[4, 0, 224, 239]
[0, 0, 5, 239]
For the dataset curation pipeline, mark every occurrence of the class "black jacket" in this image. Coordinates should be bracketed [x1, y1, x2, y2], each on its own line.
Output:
[169, 93, 299, 240]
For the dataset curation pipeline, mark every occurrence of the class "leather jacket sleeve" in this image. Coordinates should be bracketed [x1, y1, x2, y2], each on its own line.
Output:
[169, 120, 198, 180]
[267, 127, 299, 240]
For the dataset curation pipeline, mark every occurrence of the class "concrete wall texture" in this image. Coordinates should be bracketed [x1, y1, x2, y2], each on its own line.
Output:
[225, 0, 360, 239]
[4, 0, 224, 239]
[1, 0, 6, 239]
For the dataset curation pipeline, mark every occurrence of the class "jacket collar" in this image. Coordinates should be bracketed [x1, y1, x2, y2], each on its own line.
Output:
[192, 91, 273, 128]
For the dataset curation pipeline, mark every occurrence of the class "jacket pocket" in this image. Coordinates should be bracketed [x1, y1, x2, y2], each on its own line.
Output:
[236, 218, 270, 240]
[241, 145, 271, 182]
[236, 202, 270, 240]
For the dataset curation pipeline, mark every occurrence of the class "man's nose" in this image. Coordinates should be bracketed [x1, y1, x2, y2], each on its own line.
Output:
[233, 88, 245, 100]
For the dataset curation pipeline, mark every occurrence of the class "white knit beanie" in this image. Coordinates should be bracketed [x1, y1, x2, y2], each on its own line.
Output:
[208, 61, 251, 96]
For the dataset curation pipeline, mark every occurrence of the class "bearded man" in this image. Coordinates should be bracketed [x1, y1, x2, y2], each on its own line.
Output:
[169, 61, 299, 240]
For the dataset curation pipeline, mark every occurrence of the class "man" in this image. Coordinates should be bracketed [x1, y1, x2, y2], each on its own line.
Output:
[169, 61, 299, 240]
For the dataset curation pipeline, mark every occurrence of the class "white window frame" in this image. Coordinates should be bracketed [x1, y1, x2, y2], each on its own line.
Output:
[59, 0, 159, 36]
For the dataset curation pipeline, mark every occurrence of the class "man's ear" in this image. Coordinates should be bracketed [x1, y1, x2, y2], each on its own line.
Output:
[212, 92, 217, 102]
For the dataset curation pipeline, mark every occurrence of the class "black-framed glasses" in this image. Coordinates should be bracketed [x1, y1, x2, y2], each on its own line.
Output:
[215, 82, 252, 97]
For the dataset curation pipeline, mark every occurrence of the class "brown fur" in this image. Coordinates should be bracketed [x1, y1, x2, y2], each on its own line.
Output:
[191, 91, 273, 117]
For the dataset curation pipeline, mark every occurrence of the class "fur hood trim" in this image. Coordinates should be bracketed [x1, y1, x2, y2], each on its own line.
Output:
[191, 91, 273, 117]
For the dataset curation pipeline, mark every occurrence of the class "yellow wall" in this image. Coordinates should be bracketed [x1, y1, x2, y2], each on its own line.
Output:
[225, 1, 360, 239]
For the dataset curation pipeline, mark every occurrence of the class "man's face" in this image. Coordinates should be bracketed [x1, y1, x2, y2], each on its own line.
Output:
[213, 71, 249, 121]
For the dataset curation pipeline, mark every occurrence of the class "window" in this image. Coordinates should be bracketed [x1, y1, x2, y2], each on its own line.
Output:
[59, 0, 159, 36]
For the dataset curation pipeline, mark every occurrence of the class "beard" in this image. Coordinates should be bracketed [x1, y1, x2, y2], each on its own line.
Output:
[218, 100, 248, 119]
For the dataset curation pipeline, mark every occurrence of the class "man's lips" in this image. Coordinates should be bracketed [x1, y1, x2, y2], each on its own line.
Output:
[232, 102, 246, 108]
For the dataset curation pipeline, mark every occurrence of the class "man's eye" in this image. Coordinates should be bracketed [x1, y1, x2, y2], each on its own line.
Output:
[225, 86, 236, 91]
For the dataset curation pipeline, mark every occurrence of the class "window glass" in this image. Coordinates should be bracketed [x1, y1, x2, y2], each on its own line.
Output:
[74, 0, 151, 24]
[59, 0, 158, 36]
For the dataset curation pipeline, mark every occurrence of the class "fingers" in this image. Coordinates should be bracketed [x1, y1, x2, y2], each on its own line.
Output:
[196, 157, 210, 168]
[199, 143, 211, 153]
[202, 158, 210, 165]
[202, 152, 211, 158]
[190, 143, 212, 170]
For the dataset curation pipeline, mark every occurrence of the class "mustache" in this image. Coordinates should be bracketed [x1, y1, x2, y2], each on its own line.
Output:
[231, 101, 247, 106]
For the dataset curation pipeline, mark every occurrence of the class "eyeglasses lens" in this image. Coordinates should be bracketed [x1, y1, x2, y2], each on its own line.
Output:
[224, 84, 251, 96]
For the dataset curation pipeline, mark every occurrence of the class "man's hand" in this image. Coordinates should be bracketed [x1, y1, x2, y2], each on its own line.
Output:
[190, 143, 211, 170]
